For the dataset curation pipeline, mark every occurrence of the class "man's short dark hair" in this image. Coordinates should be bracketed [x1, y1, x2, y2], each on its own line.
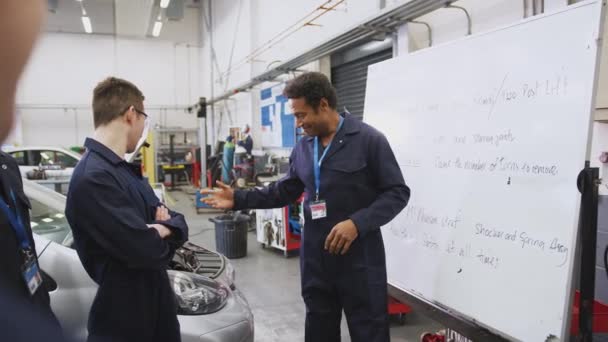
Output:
[92, 77, 145, 128]
[283, 72, 337, 111]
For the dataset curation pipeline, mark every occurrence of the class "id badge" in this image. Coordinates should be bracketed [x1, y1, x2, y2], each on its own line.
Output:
[310, 200, 327, 220]
[22, 259, 42, 296]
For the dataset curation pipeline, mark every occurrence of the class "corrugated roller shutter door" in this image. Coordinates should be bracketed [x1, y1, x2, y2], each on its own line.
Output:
[331, 48, 393, 120]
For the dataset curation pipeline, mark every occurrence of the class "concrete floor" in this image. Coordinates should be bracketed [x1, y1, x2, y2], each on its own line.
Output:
[168, 188, 441, 342]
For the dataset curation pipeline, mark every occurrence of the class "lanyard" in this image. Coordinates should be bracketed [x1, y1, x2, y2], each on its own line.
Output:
[0, 189, 31, 251]
[313, 116, 344, 201]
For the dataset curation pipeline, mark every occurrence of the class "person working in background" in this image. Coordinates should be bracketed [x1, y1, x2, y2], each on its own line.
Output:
[66, 77, 188, 342]
[0, 1, 66, 341]
[202, 72, 410, 342]
[237, 124, 254, 155]
[235, 125, 255, 186]
[222, 135, 235, 183]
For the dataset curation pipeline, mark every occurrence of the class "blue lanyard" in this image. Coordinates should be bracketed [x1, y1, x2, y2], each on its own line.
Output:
[313, 116, 344, 201]
[0, 190, 31, 251]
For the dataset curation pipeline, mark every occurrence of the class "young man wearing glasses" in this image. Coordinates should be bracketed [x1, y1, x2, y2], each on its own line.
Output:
[66, 77, 188, 342]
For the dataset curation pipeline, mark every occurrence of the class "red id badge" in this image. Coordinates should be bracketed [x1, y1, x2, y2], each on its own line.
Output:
[310, 200, 327, 220]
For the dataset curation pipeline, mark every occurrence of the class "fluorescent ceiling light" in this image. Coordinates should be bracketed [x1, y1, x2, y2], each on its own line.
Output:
[152, 21, 163, 37]
[81, 16, 92, 34]
[42, 218, 53, 223]
[160, 0, 171, 8]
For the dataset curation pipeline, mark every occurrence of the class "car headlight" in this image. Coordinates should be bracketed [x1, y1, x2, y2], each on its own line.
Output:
[225, 260, 236, 285]
[168, 270, 229, 315]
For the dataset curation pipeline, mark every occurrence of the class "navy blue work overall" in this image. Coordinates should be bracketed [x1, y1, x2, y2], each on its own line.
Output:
[234, 113, 410, 342]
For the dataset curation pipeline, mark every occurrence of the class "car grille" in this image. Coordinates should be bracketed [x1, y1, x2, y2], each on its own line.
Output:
[170, 242, 225, 279]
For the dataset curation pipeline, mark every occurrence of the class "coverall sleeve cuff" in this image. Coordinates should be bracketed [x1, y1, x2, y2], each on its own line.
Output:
[233, 190, 247, 210]
[349, 212, 370, 238]
[154, 221, 186, 244]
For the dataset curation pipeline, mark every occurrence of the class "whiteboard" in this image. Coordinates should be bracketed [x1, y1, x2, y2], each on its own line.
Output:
[363, 2, 604, 341]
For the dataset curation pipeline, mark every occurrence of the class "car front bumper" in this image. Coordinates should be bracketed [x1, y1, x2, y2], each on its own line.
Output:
[179, 289, 254, 342]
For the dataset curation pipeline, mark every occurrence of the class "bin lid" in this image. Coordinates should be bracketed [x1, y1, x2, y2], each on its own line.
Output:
[212, 213, 250, 223]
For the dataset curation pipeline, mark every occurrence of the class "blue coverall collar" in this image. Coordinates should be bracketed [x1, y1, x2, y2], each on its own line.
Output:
[305, 112, 360, 142]
[84, 137, 125, 166]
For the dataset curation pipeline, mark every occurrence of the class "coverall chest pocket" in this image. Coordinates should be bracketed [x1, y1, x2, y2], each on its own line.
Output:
[323, 158, 368, 187]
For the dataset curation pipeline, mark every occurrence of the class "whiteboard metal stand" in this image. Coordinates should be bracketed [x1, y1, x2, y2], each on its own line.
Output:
[387, 285, 508, 341]
[577, 162, 600, 341]
[576, 0, 605, 338]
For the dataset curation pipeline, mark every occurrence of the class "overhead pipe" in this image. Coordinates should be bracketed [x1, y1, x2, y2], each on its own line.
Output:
[217, 0, 344, 82]
[206, 0, 453, 105]
[444, 4, 472, 35]
[408, 20, 433, 47]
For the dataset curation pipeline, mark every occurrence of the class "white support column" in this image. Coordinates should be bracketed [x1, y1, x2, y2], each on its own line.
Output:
[396, 23, 411, 56]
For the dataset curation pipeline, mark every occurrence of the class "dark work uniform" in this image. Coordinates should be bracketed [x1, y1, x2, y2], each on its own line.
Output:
[0, 151, 63, 339]
[65, 138, 188, 342]
[234, 113, 410, 342]
[0, 289, 67, 342]
[238, 135, 253, 155]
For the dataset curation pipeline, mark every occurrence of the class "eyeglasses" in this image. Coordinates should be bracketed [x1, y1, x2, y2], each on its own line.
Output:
[122, 105, 148, 119]
[133, 107, 148, 119]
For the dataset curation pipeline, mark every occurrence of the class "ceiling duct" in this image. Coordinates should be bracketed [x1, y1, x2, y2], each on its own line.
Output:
[166, 0, 184, 21]
[114, 0, 155, 38]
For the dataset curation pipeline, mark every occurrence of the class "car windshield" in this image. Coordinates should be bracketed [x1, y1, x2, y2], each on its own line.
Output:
[29, 196, 72, 246]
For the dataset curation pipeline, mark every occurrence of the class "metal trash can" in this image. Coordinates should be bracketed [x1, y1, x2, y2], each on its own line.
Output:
[209, 213, 249, 259]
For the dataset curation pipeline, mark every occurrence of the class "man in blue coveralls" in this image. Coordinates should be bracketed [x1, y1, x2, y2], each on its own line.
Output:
[66, 77, 188, 342]
[202, 72, 410, 342]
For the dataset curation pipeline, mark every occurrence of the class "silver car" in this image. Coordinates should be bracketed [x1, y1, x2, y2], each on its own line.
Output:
[24, 180, 254, 342]
[3, 146, 80, 178]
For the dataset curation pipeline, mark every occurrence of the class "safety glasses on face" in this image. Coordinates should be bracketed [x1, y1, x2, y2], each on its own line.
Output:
[122, 105, 148, 119]
[133, 107, 148, 119]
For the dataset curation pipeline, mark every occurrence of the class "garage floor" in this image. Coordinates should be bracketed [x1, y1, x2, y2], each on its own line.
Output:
[169, 189, 441, 342]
